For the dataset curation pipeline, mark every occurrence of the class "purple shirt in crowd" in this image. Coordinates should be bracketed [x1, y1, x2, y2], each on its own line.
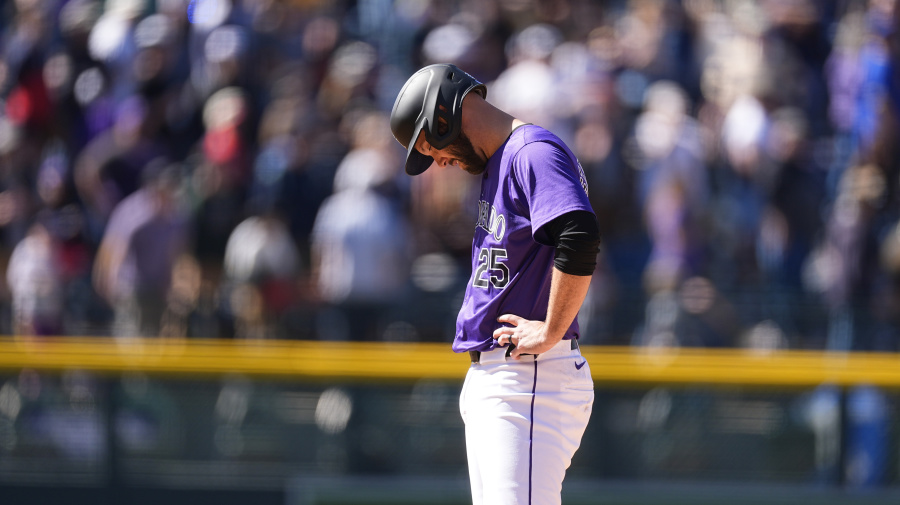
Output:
[453, 125, 594, 353]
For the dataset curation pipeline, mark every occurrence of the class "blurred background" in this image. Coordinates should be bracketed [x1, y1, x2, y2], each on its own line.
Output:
[0, 0, 900, 503]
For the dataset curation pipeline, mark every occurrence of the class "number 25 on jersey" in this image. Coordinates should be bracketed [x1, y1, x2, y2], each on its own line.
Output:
[473, 247, 509, 289]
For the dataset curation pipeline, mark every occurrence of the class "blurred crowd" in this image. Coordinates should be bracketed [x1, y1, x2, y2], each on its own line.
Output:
[0, 0, 898, 351]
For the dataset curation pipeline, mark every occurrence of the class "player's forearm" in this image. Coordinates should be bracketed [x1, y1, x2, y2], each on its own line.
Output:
[543, 267, 592, 343]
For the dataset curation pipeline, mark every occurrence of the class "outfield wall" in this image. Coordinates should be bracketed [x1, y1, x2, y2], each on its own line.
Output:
[0, 337, 898, 504]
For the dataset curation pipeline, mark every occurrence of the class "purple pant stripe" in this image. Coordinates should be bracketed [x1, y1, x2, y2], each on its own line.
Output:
[528, 359, 538, 505]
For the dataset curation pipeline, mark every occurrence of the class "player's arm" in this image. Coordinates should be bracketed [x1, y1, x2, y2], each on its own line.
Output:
[494, 210, 601, 358]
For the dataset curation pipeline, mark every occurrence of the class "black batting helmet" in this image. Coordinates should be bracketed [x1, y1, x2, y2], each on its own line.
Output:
[390, 64, 487, 175]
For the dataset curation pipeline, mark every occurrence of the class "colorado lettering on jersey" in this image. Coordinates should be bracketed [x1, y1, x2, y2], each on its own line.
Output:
[576, 161, 589, 197]
[475, 200, 506, 241]
[474, 200, 509, 289]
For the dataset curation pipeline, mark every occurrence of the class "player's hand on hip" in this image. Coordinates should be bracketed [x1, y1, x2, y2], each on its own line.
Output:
[493, 314, 556, 359]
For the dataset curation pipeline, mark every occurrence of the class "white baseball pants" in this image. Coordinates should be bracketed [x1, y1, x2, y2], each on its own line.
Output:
[460, 338, 594, 505]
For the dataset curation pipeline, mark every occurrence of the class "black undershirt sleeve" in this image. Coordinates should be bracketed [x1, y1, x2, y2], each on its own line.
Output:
[541, 210, 601, 276]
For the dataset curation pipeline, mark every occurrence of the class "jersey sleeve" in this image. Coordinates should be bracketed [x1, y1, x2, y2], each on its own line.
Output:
[510, 139, 594, 246]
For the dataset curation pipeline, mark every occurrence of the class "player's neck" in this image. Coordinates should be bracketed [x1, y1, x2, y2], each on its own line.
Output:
[462, 95, 524, 161]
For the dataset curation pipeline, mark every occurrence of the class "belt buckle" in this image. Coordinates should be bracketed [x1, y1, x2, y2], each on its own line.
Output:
[469, 346, 510, 364]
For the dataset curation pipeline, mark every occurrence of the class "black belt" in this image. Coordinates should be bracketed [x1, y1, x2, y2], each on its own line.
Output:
[469, 339, 579, 363]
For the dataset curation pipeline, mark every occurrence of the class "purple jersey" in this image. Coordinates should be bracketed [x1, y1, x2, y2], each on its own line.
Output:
[453, 125, 594, 353]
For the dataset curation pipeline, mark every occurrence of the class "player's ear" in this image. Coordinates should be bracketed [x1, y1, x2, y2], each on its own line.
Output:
[436, 109, 450, 136]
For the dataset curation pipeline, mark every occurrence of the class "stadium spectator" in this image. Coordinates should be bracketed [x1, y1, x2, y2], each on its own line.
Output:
[92, 159, 188, 337]
[0, 0, 893, 352]
[309, 113, 410, 341]
[6, 221, 63, 335]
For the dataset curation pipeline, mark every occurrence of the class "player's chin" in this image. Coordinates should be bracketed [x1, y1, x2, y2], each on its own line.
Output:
[462, 163, 485, 176]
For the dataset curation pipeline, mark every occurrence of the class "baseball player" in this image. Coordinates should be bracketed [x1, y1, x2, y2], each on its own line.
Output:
[390, 64, 599, 505]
